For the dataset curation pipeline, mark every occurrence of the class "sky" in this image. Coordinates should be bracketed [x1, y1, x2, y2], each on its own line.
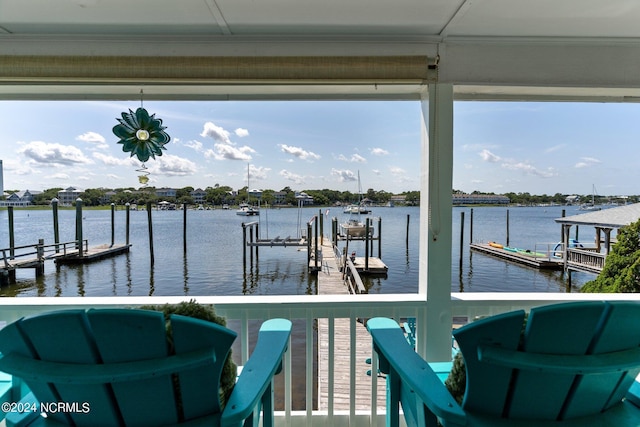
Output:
[1, 99, 639, 196]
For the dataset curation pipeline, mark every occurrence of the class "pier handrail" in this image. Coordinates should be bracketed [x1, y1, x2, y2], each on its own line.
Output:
[567, 247, 606, 273]
[1, 240, 91, 265]
[343, 257, 366, 294]
[0, 242, 42, 265]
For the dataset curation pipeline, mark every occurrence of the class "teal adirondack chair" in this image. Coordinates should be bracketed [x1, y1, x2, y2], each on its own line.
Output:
[0, 308, 291, 427]
[367, 301, 640, 427]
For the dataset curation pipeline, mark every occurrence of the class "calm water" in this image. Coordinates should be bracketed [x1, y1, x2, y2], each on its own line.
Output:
[0, 205, 594, 297]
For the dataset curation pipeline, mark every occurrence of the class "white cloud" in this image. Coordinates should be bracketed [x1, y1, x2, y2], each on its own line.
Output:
[336, 153, 367, 163]
[502, 162, 556, 178]
[351, 154, 366, 163]
[206, 143, 255, 161]
[331, 168, 357, 182]
[19, 141, 93, 166]
[279, 144, 321, 161]
[235, 128, 250, 137]
[279, 169, 305, 184]
[148, 154, 197, 176]
[183, 140, 204, 152]
[93, 152, 139, 166]
[574, 157, 601, 168]
[200, 122, 231, 143]
[46, 173, 70, 180]
[479, 149, 501, 163]
[76, 132, 107, 149]
[371, 147, 389, 156]
[249, 164, 271, 182]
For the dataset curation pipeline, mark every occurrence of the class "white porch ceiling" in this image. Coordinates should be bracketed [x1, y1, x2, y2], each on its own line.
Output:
[2, 0, 640, 100]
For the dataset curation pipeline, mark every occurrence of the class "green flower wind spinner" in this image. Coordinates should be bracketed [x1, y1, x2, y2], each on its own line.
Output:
[113, 107, 170, 162]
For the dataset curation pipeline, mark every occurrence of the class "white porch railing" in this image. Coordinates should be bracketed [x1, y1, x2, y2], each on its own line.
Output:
[0, 292, 639, 427]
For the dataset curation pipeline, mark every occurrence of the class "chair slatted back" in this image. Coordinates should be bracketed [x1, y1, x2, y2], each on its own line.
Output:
[454, 301, 640, 422]
[0, 308, 236, 427]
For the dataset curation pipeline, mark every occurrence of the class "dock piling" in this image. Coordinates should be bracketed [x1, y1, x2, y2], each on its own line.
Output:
[110, 203, 115, 247]
[459, 211, 465, 270]
[405, 214, 410, 247]
[378, 217, 382, 259]
[125, 203, 130, 246]
[183, 202, 187, 254]
[147, 201, 154, 265]
[75, 198, 83, 257]
[506, 209, 510, 247]
[8, 207, 15, 258]
[52, 198, 60, 253]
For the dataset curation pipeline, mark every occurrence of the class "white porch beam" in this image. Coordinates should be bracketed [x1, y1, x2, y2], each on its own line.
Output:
[419, 83, 454, 362]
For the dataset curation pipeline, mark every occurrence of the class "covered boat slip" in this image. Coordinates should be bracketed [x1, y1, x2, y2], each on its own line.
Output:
[4, 1, 640, 425]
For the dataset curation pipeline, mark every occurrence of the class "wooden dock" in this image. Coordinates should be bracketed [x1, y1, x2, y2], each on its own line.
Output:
[311, 240, 388, 276]
[1, 241, 130, 286]
[316, 240, 386, 412]
[470, 243, 563, 270]
[53, 244, 131, 265]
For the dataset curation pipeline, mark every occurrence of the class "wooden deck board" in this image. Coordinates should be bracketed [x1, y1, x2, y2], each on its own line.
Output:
[316, 240, 386, 412]
[54, 244, 130, 265]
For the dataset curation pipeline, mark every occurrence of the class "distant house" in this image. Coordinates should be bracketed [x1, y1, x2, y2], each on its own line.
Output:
[452, 193, 510, 205]
[155, 188, 177, 199]
[248, 188, 263, 200]
[390, 195, 407, 205]
[295, 191, 314, 205]
[191, 188, 206, 204]
[273, 191, 288, 205]
[57, 187, 83, 206]
[1, 189, 40, 206]
[565, 195, 580, 205]
[100, 191, 117, 204]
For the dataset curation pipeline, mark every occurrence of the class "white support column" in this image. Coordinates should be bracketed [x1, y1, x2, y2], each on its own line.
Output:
[418, 83, 454, 362]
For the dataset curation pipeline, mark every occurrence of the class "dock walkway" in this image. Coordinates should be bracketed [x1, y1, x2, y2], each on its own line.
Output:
[316, 240, 386, 412]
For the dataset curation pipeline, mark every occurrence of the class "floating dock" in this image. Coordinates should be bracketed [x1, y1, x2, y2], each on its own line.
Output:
[470, 243, 563, 270]
[52, 244, 131, 265]
[310, 241, 388, 276]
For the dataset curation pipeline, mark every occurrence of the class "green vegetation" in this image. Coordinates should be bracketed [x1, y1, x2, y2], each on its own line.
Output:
[5, 186, 638, 208]
[581, 219, 640, 293]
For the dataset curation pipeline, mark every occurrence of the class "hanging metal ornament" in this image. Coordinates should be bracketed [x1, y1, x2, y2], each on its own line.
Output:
[112, 96, 170, 186]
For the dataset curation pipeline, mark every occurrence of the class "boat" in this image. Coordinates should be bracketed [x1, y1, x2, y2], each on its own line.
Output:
[236, 164, 260, 216]
[488, 241, 503, 249]
[236, 202, 259, 216]
[579, 185, 601, 211]
[340, 171, 372, 237]
[341, 218, 370, 237]
[343, 204, 371, 214]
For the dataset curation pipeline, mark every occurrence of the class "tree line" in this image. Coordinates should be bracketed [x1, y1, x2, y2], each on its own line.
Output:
[5, 187, 635, 208]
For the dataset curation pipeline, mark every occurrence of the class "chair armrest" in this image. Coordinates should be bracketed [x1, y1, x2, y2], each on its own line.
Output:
[367, 317, 466, 426]
[221, 319, 292, 427]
